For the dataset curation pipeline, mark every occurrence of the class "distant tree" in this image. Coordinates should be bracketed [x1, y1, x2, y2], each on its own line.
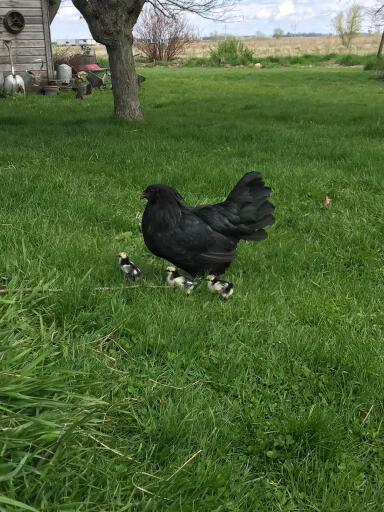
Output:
[332, 5, 363, 48]
[134, 6, 195, 62]
[367, 3, 384, 57]
[273, 28, 284, 39]
[255, 30, 266, 38]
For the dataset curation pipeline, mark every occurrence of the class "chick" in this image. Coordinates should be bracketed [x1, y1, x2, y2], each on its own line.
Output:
[165, 266, 197, 295]
[206, 275, 234, 299]
[117, 252, 142, 281]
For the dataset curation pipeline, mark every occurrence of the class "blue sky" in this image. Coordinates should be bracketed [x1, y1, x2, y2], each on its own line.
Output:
[51, 0, 381, 40]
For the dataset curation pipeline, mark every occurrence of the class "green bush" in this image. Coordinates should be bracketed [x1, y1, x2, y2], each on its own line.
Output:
[209, 38, 254, 66]
[182, 50, 378, 69]
[299, 53, 334, 64]
[364, 56, 384, 71]
[335, 54, 366, 66]
[255, 54, 336, 69]
[324, 52, 337, 60]
[183, 57, 211, 67]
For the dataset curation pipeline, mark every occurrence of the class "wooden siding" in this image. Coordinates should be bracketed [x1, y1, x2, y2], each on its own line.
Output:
[0, 46, 46, 56]
[6, 0, 43, 6]
[0, 0, 53, 78]
[0, 8, 42, 16]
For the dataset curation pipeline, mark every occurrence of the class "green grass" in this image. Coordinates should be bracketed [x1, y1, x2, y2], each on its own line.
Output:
[1, 67, 384, 511]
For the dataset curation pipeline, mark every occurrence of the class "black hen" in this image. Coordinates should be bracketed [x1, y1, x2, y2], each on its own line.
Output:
[140, 172, 275, 277]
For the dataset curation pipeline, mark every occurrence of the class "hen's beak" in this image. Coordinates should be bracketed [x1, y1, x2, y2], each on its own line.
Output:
[140, 192, 148, 200]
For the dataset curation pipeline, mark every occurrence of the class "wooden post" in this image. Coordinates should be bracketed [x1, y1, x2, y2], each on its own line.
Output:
[377, 30, 384, 59]
[42, 0, 54, 81]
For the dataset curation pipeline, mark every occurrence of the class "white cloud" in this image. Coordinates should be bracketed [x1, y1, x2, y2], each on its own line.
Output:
[296, 4, 315, 19]
[276, 0, 296, 19]
[257, 7, 273, 19]
[50, 0, 383, 40]
[235, 3, 274, 21]
[56, 5, 81, 21]
[324, 0, 379, 12]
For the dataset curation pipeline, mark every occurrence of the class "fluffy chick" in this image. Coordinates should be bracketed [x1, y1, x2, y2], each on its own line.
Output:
[166, 266, 197, 295]
[206, 275, 234, 299]
[117, 252, 142, 281]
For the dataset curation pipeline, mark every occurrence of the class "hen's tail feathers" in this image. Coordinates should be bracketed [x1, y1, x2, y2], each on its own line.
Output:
[226, 172, 275, 241]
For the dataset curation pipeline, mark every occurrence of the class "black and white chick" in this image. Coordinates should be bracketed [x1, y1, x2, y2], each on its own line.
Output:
[117, 252, 142, 281]
[206, 275, 234, 299]
[166, 266, 197, 295]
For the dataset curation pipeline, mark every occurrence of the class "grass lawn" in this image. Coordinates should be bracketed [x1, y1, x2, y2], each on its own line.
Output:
[1, 67, 384, 511]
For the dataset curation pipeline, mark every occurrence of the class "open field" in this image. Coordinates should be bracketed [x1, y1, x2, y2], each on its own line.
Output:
[1, 67, 384, 511]
[84, 33, 383, 60]
[184, 34, 382, 58]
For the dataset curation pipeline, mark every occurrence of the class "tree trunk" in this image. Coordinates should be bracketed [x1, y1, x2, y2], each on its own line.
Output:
[47, 0, 61, 23]
[377, 30, 384, 58]
[107, 37, 143, 121]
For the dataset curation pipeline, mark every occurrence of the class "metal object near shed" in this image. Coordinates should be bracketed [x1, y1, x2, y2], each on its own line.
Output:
[3, 11, 25, 34]
[57, 63, 72, 84]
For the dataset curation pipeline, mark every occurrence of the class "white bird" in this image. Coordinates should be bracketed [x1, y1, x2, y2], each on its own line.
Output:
[206, 275, 234, 299]
[165, 266, 197, 295]
[117, 252, 142, 281]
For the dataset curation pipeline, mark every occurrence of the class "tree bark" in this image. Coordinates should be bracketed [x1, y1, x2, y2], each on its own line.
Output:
[377, 30, 384, 58]
[72, 0, 145, 121]
[107, 36, 143, 120]
[47, 0, 61, 23]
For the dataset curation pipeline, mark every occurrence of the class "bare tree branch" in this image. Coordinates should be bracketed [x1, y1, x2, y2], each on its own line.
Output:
[366, 2, 384, 57]
[366, 2, 384, 22]
[157, 0, 236, 21]
[134, 4, 196, 61]
[147, 0, 175, 19]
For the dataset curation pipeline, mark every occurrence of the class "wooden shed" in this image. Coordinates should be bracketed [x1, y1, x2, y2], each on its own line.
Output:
[0, 0, 53, 81]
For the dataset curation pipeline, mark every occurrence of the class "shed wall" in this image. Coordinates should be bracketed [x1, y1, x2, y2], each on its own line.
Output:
[0, 0, 53, 77]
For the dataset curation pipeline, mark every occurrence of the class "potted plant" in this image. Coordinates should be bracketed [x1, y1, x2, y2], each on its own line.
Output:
[76, 71, 90, 98]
